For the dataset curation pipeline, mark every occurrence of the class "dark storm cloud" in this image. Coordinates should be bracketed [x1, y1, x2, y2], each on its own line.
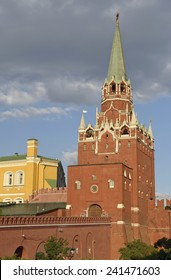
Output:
[0, 0, 171, 111]
[118, 0, 171, 101]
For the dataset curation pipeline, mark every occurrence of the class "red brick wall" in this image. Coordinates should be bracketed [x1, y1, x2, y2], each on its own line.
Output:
[0, 216, 111, 260]
[148, 200, 171, 244]
[68, 163, 132, 222]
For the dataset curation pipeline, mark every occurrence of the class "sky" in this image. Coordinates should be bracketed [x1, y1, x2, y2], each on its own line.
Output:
[0, 0, 170, 196]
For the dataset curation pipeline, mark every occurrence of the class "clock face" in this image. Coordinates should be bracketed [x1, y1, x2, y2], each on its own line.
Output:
[90, 185, 98, 193]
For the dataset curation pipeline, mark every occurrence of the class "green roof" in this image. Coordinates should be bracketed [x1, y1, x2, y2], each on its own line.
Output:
[0, 202, 67, 216]
[106, 14, 127, 83]
[0, 154, 26, 162]
[46, 179, 57, 188]
[0, 154, 59, 162]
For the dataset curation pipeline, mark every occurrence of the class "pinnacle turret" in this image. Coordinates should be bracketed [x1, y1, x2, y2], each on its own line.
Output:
[131, 107, 138, 125]
[148, 120, 154, 139]
[79, 113, 86, 130]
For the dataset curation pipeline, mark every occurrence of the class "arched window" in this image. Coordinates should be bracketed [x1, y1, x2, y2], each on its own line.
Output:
[124, 169, 127, 177]
[86, 233, 93, 259]
[15, 171, 24, 185]
[3, 198, 12, 203]
[92, 175, 97, 181]
[122, 128, 129, 135]
[86, 128, 94, 138]
[75, 180, 81, 190]
[121, 83, 125, 93]
[124, 181, 127, 190]
[14, 246, 28, 259]
[111, 84, 116, 92]
[14, 197, 23, 204]
[108, 179, 114, 189]
[3, 172, 13, 186]
[83, 144, 86, 151]
[72, 235, 81, 259]
[14, 246, 27, 259]
[128, 141, 131, 148]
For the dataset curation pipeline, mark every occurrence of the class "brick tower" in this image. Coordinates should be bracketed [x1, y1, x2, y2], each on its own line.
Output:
[67, 14, 155, 258]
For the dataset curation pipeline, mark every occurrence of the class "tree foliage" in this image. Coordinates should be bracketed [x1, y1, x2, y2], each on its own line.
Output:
[119, 238, 171, 260]
[151, 237, 171, 260]
[119, 239, 156, 260]
[36, 236, 70, 260]
[154, 237, 171, 250]
[0, 253, 22, 260]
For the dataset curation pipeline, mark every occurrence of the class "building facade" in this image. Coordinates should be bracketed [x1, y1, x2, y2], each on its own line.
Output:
[67, 14, 164, 258]
[0, 139, 66, 203]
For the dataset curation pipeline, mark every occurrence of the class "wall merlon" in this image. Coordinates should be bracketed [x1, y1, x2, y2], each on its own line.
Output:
[156, 199, 164, 208]
[166, 199, 171, 207]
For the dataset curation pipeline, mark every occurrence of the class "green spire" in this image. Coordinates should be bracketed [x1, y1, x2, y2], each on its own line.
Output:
[106, 13, 127, 83]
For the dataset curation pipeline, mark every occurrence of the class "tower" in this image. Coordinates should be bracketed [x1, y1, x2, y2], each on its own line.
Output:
[67, 14, 155, 258]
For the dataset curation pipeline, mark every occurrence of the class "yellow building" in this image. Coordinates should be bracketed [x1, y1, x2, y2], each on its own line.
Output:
[0, 139, 66, 203]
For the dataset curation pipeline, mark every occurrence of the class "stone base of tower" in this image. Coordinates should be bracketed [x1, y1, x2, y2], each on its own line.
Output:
[67, 163, 133, 218]
[110, 222, 134, 259]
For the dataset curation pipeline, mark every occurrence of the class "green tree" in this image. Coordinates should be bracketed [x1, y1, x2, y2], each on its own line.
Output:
[150, 237, 171, 260]
[36, 236, 70, 260]
[119, 238, 171, 260]
[119, 239, 157, 260]
[1, 254, 21, 260]
[154, 237, 171, 250]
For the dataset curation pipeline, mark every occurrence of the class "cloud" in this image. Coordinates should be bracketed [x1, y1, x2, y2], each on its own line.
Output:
[47, 76, 100, 105]
[0, 82, 47, 106]
[0, 77, 100, 107]
[0, 106, 73, 121]
[104, 0, 156, 18]
[0, 0, 170, 109]
[62, 151, 77, 165]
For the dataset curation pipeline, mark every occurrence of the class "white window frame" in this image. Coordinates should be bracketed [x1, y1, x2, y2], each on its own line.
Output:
[15, 171, 24, 186]
[108, 179, 115, 189]
[14, 197, 23, 204]
[3, 171, 13, 186]
[3, 198, 12, 203]
[75, 180, 81, 190]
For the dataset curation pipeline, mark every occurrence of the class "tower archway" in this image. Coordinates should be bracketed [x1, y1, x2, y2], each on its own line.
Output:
[88, 204, 102, 217]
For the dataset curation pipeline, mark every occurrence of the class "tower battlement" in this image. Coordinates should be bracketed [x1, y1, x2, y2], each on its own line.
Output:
[155, 199, 171, 209]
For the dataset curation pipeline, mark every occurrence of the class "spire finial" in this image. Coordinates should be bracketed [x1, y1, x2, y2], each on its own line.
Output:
[106, 12, 127, 83]
[116, 13, 119, 23]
